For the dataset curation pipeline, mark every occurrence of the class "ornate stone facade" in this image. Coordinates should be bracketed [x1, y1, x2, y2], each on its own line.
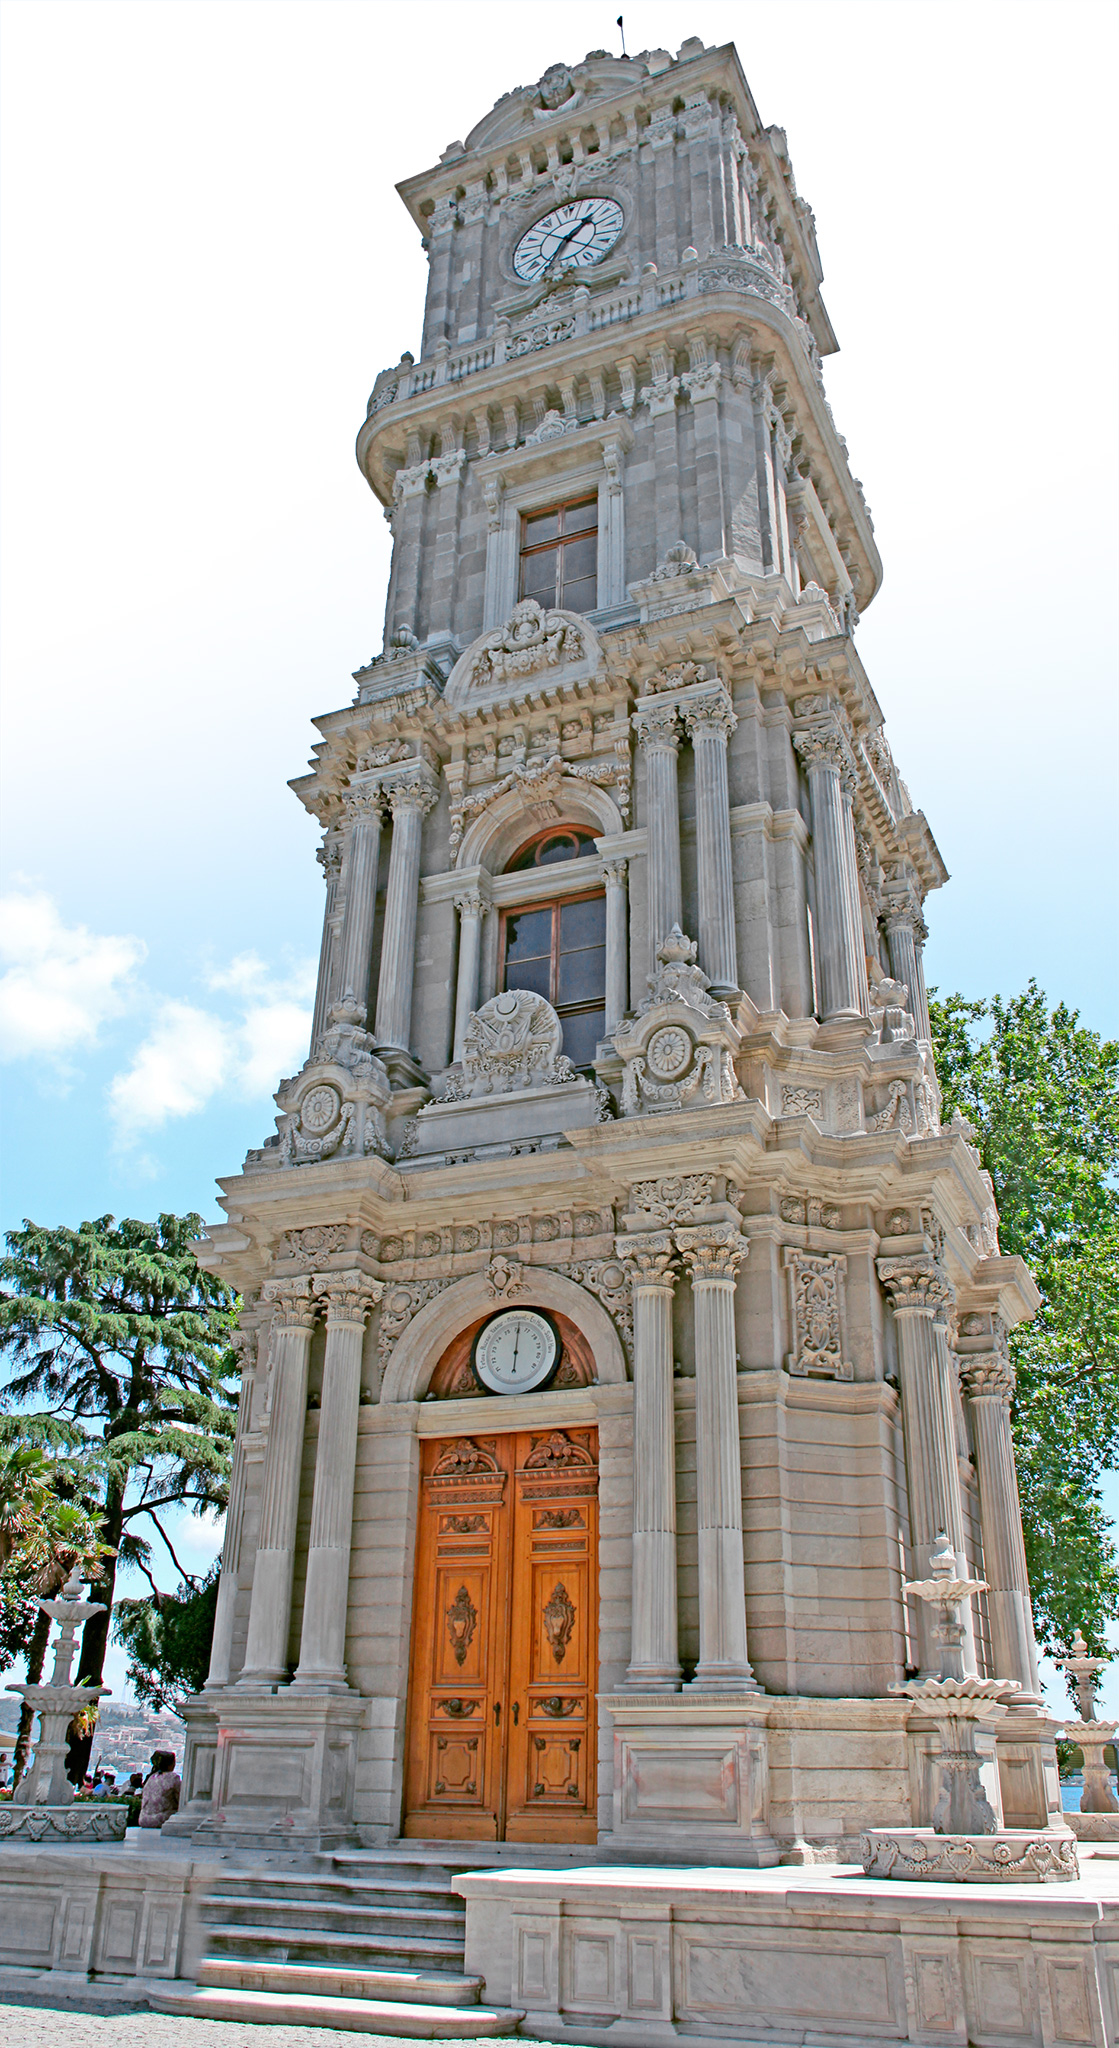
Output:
[174, 38, 1055, 1872]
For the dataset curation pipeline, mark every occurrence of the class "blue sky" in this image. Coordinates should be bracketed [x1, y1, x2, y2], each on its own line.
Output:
[1, 0, 1116, 1712]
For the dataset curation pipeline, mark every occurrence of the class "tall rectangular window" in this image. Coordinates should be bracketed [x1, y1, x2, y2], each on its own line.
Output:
[519, 495, 598, 615]
[499, 891, 606, 1069]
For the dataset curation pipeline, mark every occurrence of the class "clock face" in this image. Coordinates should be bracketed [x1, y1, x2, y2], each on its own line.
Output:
[512, 198, 624, 282]
[472, 1308, 560, 1395]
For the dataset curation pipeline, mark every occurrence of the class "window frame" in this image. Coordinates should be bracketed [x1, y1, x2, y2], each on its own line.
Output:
[497, 885, 607, 1065]
[518, 492, 599, 614]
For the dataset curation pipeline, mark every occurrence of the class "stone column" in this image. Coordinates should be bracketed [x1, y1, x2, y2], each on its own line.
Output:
[374, 773, 438, 1053]
[602, 858, 629, 1034]
[677, 1224, 756, 1689]
[239, 1279, 319, 1685]
[204, 1325, 259, 1689]
[877, 1255, 974, 1678]
[793, 728, 868, 1023]
[452, 886, 486, 1061]
[311, 835, 344, 1048]
[293, 1271, 383, 1692]
[335, 789, 385, 1025]
[883, 893, 931, 1042]
[617, 1231, 681, 1689]
[633, 703, 682, 955]
[683, 689, 739, 997]
[960, 1341, 1042, 1700]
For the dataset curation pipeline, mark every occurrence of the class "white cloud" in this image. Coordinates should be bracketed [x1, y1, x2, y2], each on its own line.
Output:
[108, 954, 315, 1140]
[0, 887, 144, 1064]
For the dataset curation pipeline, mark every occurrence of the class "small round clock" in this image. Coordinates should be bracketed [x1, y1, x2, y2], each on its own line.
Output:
[512, 197, 624, 281]
[472, 1307, 560, 1395]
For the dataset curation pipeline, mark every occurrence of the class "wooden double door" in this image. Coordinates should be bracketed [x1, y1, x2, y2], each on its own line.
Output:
[404, 1427, 598, 1843]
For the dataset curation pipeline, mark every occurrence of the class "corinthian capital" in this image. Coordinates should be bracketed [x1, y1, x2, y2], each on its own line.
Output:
[631, 702, 681, 754]
[452, 888, 486, 920]
[682, 688, 737, 745]
[343, 784, 387, 825]
[263, 1275, 320, 1331]
[876, 1254, 954, 1316]
[615, 1230, 677, 1286]
[959, 1353, 1016, 1402]
[792, 727, 847, 777]
[388, 771, 439, 819]
[602, 857, 628, 889]
[676, 1223, 749, 1281]
[313, 1269, 384, 1326]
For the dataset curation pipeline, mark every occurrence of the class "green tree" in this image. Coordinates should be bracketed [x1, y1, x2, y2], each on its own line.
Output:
[929, 981, 1119, 1664]
[113, 1565, 221, 1712]
[0, 1213, 239, 1687]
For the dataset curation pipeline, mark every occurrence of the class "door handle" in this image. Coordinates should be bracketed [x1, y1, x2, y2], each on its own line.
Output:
[512, 1701, 519, 1726]
[493, 1702, 501, 1726]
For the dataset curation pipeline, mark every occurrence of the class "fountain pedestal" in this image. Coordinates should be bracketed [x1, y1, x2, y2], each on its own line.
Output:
[861, 1533, 1077, 1882]
[1054, 1629, 1119, 1843]
[1, 1570, 127, 1843]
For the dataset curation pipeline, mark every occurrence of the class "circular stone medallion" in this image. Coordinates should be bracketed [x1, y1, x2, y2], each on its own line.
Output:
[300, 1083, 341, 1134]
[646, 1026, 692, 1081]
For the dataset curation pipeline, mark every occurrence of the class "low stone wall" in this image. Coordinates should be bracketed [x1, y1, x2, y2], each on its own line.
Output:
[456, 1860, 1119, 2047]
[0, 1845, 206, 1984]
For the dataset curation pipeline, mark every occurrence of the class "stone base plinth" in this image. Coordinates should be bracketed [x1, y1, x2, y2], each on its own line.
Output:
[0, 1803, 128, 1844]
[164, 1689, 365, 1850]
[1071, 1810, 1119, 1842]
[601, 1693, 778, 1865]
[861, 1825, 1078, 1883]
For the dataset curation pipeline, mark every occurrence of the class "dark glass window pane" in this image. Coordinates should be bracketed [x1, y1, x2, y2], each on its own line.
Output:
[563, 498, 597, 535]
[560, 533, 597, 582]
[558, 946, 606, 1005]
[536, 831, 583, 865]
[504, 907, 551, 965]
[559, 896, 606, 949]
[524, 510, 560, 546]
[560, 1007, 605, 1068]
[520, 552, 557, 604]
[506, 953, 552, 1001]
[561, 574, 597, 616]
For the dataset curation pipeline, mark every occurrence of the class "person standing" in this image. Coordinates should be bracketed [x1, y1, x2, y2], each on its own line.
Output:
[138, 1750, 181, 1829]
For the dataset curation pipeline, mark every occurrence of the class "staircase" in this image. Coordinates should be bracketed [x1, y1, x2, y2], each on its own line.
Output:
[152, 1849, 524, 2037]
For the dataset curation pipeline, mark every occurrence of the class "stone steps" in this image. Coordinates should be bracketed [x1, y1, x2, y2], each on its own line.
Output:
[152, 1985, 524, 2037]
[200, 1956, 487, 2005]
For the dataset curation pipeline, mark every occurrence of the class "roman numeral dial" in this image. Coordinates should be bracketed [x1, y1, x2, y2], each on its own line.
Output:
[512, 198, 624, 282]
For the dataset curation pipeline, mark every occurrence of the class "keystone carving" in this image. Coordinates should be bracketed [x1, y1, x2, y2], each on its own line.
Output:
[462, 599, 587, 692]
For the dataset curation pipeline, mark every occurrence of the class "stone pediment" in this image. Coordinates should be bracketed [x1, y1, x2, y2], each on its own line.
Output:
[445, 600, 601, 709]
[463, 58, 640, 152]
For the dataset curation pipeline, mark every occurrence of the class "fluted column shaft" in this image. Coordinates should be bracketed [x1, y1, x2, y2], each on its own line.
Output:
[452, 888, 485, 1062]
[602, 859, 629, 1034]
[634, 704, 682, 954]
[678, 1225, 755, 1688]
[336, 795, 384, 1024]
[240, 1281, 318, 1684]
[618, 1232, 681, 1689]
[205, 1417, 250, 1688]
[794, 730, 867, 1022]
[884, 905, 927, 1040]
[684, 691, 739, 996]
[878, 1256, 974, 1678]
[311, 837, 344, 1047]
[374, 775, 438, 1052]
[294, 1272, 383, 1690]
[961, 1347, 1041, 1700]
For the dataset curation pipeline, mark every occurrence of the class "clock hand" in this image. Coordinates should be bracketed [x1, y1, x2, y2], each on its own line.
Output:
[548, 219, 591, 259]
[510, 1325, 521, 1376]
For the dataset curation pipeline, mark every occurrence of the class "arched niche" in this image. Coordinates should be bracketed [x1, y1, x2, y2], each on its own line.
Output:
[380, 1267, 627, 1404]
[456, 777, 623, 872]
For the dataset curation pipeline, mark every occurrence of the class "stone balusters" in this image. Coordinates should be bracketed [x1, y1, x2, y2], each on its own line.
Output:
[602, 858, 630, 1034]
[793, 726, 870, 1027]
[682, 689, 739, 997]
[239, 1279, 319, 1685]
[294, 1272, 383, 1692]
[959, 1333, 1042, 1702]
[617, 1231, 682, 1690]
[374, 772, 439, 1055]
[677, 1224, 756, 1689]
[877, 1254, 975, 1678]
[452, 886, 486, 1061]
[632, 703, 683, 954]
[334, 789, 385, 1025]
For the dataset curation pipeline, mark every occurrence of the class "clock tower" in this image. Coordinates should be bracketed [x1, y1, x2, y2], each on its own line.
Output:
[174, 37, 1057, 1869]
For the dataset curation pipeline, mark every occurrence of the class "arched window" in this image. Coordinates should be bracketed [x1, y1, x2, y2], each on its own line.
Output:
[500, 827, 605, 1068]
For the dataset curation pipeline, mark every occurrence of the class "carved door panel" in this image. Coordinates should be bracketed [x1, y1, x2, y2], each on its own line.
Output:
[505, 1428, 599, 1843]
[404, 1427, 598, 1843]
[403, 1436, 510, 1839]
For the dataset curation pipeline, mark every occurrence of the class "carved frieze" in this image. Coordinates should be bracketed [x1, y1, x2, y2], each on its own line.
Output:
[452, 989, 578, 1098]
[460, 599, 587, 692]
[783, 1248, 853, 1380]
[629, 1174, 716, 1226]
